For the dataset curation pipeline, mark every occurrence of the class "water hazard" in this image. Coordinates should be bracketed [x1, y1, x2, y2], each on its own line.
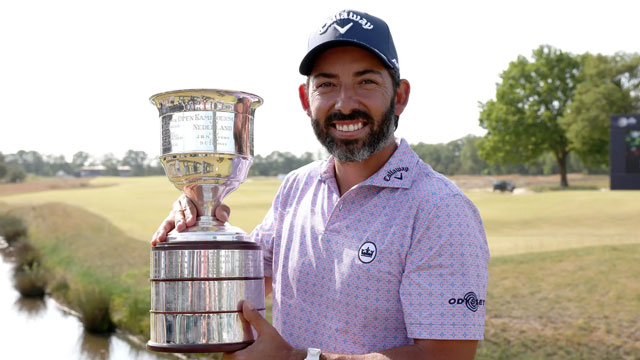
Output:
[0, 241, 173, 360]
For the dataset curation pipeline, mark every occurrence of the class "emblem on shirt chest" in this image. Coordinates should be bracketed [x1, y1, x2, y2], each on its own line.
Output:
[358, 241, 377, 264]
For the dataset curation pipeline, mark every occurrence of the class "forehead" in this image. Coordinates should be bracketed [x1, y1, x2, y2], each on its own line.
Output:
[310, 46, 387, 76]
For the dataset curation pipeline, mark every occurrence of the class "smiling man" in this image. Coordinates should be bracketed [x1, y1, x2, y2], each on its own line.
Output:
[153, 9, 489, 360]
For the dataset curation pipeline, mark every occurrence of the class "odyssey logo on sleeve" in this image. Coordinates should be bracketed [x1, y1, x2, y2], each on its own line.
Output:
[448, 292, 486, 312]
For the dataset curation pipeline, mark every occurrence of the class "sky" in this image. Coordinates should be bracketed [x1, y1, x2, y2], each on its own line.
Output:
[1, 0, 638, 163]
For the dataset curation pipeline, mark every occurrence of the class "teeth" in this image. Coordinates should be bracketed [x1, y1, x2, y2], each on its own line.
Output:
[337, 123, 363, 132]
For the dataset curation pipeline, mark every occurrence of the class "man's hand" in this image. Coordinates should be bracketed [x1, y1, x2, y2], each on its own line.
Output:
[223, 301, 305, 360]
[151, 194, 231, 245]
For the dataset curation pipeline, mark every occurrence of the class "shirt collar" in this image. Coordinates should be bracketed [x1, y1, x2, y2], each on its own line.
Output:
[318, 138, 419, 189]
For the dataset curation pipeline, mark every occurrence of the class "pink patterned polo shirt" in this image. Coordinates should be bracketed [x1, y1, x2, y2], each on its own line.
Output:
[251, 138, 489, 354]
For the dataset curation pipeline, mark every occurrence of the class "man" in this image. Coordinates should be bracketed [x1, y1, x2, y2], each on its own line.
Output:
[153, 9, 489, 360]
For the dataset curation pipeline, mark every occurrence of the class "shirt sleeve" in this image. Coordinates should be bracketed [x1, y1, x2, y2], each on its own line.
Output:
[400, 193, 490, 340]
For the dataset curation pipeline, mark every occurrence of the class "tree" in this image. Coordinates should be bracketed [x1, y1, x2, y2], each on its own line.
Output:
[459, 135, 489, 174]
[0, 152, 6, 179]
[46, 154, 73, 176]
[479, 45, 581, 187]
[6, 165, 26, 183]
[559, 52, 640, 167]
[72, 151, 90, 171]
[122, 150, 148, 176]
[7, 150, 49, 175]
[101, 153, 121, 176]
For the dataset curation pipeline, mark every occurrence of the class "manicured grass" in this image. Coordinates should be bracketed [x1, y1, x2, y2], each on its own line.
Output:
[2, 176, 639, 258]
[467, 190, 640, 256]
[1, 176, 639, 358]
[0, 176, 280, 244]
[477, 244, 640, 359]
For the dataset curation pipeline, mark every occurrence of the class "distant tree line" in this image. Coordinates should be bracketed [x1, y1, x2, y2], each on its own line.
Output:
[1, 135, 608, 184]
[411, 135, 606, 176]
[0, 150, 164, 183]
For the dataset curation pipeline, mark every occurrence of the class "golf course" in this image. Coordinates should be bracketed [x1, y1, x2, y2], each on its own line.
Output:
[0, 175, 638, 359]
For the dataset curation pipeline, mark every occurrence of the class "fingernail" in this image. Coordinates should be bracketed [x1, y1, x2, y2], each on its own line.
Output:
[244, 300, 254, 310]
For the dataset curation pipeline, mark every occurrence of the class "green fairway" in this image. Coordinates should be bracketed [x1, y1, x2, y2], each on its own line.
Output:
[467, 190, 640, 256]
[1, 176, 639, 358]
[477, 244, 640, 359]
[0, 176, 280, 244]
[1, 177, 638, 257]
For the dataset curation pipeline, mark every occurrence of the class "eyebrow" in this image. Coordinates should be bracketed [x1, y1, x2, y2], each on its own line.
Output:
[313, 72, 337, 79]
[313, 69, 384, 79]
[354, 69, 383, 77]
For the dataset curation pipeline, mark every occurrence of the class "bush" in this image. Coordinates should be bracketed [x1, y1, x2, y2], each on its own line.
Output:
[73, 286, 116, 333]
[0, 215, 28, 244]
[13, 262, 48, 297]
[11, 240, 48, 297]
[5, 165, 26, 183]
[11, 240, 40, 268]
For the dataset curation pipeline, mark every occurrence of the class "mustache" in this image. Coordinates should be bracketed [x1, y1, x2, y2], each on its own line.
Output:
[325, 110, 374, 124]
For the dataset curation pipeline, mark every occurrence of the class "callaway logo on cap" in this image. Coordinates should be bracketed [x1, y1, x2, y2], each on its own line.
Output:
[299, 10, 400, 75]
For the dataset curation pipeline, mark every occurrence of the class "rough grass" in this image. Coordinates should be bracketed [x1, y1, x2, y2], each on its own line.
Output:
[74, 286, 116, 333]
[0, 214, 28, 243]
[13, 262, 48, 297]
[2, 202, 150, 337]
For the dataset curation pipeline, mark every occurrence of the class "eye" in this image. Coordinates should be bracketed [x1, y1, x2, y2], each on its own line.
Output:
[316, 81, 334, 89]
[360, 79, 378, 86]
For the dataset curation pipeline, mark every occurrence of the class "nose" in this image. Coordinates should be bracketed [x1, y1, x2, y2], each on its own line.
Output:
[334, 85, 358, 115]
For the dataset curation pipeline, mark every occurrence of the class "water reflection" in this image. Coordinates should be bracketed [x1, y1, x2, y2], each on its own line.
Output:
[0, 242, 174, 360]
[14, 296, 47, 317]
[79, 332, 111, 360]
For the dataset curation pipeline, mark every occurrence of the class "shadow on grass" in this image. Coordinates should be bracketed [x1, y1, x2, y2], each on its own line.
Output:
[530, 184, 602, 192]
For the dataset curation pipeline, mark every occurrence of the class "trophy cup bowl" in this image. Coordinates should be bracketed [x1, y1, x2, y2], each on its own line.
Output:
[147, 89, 265, 353]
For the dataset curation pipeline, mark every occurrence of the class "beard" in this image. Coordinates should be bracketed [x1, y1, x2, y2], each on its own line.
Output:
[311, 99, 396, 162]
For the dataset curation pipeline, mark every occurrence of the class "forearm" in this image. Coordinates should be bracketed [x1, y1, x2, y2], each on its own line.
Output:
[304, 340, 478, 360]
[321, 345, 424, 360]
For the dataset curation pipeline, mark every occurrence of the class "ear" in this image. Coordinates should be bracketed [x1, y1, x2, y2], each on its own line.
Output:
[298, 83, 311, 116]
[393, 79, 411, 117]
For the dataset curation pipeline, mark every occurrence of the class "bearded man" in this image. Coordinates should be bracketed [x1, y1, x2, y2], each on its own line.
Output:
[153, 9, 489, 360]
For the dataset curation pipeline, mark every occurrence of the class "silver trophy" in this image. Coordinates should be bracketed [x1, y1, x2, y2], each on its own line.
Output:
[147, 89, 264, 353]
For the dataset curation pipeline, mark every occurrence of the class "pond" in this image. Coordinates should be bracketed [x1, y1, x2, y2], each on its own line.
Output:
[0, 240, 176, 360]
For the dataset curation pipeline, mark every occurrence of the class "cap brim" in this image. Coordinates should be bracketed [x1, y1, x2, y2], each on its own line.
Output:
[299, 39, 395, 75]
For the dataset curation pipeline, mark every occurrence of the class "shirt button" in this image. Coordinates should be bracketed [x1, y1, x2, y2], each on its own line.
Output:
[339, 203, 344, 211]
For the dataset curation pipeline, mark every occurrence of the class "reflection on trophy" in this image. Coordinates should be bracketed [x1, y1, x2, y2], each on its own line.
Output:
[147, 89, 264, 353]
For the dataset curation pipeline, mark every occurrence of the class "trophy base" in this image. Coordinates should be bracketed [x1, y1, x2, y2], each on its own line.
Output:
[150, 239, 265, 354]
[146, 341, 254, 353]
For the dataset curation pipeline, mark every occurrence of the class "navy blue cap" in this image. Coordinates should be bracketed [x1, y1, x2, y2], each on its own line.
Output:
[299, 10, 399, 76]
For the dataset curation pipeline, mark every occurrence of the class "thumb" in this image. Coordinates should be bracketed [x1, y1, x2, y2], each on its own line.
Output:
[241, 300, 269, 334]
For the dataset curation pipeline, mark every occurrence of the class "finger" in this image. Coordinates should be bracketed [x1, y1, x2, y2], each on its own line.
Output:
[215, 203, 231, 223]
[172, 199, 187, 232]
[180, 195, 198, 226]
[241, 300, 269, 335]
[152, 215, 175, 245]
